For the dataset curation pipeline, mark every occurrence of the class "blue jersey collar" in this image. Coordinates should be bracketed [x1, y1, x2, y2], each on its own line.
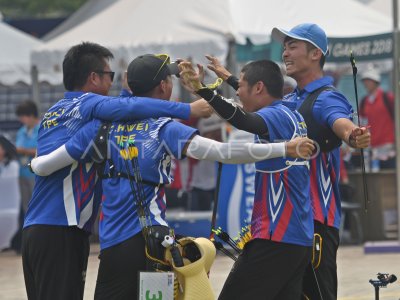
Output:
[64, 91, 86, 99]
[295, 76, 334, 95]
[269, 99, 282, 107]
[281, 100, 297, 111]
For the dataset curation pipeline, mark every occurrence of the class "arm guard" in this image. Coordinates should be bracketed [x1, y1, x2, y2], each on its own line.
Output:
[196, 88, 269, 137]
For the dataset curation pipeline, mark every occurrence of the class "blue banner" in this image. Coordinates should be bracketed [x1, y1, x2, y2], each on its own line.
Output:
[238, 33, 394, 63]
[216, 163, 256, 238]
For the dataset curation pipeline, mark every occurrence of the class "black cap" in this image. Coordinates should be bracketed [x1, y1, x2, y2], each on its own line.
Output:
[127, 54, 180, 95]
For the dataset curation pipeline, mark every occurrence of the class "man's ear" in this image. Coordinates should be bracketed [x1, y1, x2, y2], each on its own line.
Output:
[255, 81, 264, 94]
[311, 48, 323, 62]
[159, 79, 167, 93]
[88, 72, 99, 87]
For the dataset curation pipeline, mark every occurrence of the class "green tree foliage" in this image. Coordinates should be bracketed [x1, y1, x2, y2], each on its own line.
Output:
[0, 0, 87, 18]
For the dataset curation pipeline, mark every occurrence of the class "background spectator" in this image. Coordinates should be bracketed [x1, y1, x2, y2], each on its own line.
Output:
[12, 101, 40, 252]
[360, 69, 395, 170]
[0, 135, 20, 251]
[15, 100, 39, 212]
[188, 114, 223, 211]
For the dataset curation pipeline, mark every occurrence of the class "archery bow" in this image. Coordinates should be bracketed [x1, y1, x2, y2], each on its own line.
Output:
[349, 51, 369, 210]
[209, 162, 222, 240]
[209, 162, 240, 261]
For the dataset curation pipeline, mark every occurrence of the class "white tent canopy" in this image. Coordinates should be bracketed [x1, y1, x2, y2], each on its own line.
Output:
[31, 0, 391, 84]
[230, 0, 391, 41]
[0, 21, 42, 85]
[43, 0, 119, 41]
[363, 0, 396, 22]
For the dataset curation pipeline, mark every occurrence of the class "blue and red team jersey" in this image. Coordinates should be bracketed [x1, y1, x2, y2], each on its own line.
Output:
[24, 90, 191, 232]
[251, 100, 313, 247]
[65, 118, 197, 250]
[283, 76, 354, 229]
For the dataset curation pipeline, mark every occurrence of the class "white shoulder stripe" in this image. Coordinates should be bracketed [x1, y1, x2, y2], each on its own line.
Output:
[63, 162, 78, 225]
[78, 194, 94, 229]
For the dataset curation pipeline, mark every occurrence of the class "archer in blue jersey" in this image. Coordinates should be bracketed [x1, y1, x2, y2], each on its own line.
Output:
[271, 23, 370, 300]
[29, 54, 314, 299]
[180, 59, 314, 299]
[24, 89, 195, 232]
[21, 42, 212, 300]
[251, 102, 312, 247]
[66, 117, 197, 250]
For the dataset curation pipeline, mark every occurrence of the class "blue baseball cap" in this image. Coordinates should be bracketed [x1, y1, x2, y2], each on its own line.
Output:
[272, 23, 329, 56]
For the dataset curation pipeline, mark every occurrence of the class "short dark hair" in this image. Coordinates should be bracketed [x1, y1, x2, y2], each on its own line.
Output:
[241, 60, 284, 99]
[15, 100, 38, 117]
[63, 42, 114, 91]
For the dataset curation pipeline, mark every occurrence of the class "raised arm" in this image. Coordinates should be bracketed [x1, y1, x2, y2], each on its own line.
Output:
[197, 89, 268, 136]
[332, 118, 370, 149]
[319, 90, 370, 149]
[87, 69, 211, 121]
[206, 55, 239, 91]
[185, 135, 314, 164]
[31, 121, 100, 176]
[30, 145, 75, 176]
[89, 95, 211, 121]
[180, 61, 268, 136]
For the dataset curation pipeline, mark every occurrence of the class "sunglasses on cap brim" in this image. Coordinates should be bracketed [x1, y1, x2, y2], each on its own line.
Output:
[153, 54, 180, 80]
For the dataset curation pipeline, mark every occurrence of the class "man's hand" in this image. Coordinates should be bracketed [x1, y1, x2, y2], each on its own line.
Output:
[179, 62, 203, 93]
[196, 63, 205, 83]
[205, 55, 232, 81]
[348, 126, 371, 148]
[286, 137, 315, 158]
[190, 99, 213, 118]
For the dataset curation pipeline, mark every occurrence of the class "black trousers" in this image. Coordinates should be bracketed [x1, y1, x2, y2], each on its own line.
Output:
[218, 239, 312, 300]
[94, 232, 147, 300]
[22, 225, 90, 300]
[302, 221, 340, 300]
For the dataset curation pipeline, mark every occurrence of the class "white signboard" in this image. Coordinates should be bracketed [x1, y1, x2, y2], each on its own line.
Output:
[139, 272, 174, 300]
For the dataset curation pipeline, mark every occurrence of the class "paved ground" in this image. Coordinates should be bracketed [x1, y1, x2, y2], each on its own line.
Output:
[1, 244, 400, 299]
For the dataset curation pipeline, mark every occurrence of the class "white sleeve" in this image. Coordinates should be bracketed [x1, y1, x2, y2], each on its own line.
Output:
[30, 145, 76, 176]
[186, 135, 286, 164]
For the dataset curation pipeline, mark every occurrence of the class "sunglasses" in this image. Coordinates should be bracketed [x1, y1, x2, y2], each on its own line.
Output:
[152, 54, 170, 81]
[96, 71, 115, 82]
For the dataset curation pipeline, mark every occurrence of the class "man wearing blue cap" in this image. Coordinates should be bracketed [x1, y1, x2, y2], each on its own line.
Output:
[271, 23, 371, 299]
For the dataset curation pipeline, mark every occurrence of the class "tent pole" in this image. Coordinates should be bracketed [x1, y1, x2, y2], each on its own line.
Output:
[393, 0, 400, 242]
[225, 36, 237, 99]
[30, 65, 40, 111]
